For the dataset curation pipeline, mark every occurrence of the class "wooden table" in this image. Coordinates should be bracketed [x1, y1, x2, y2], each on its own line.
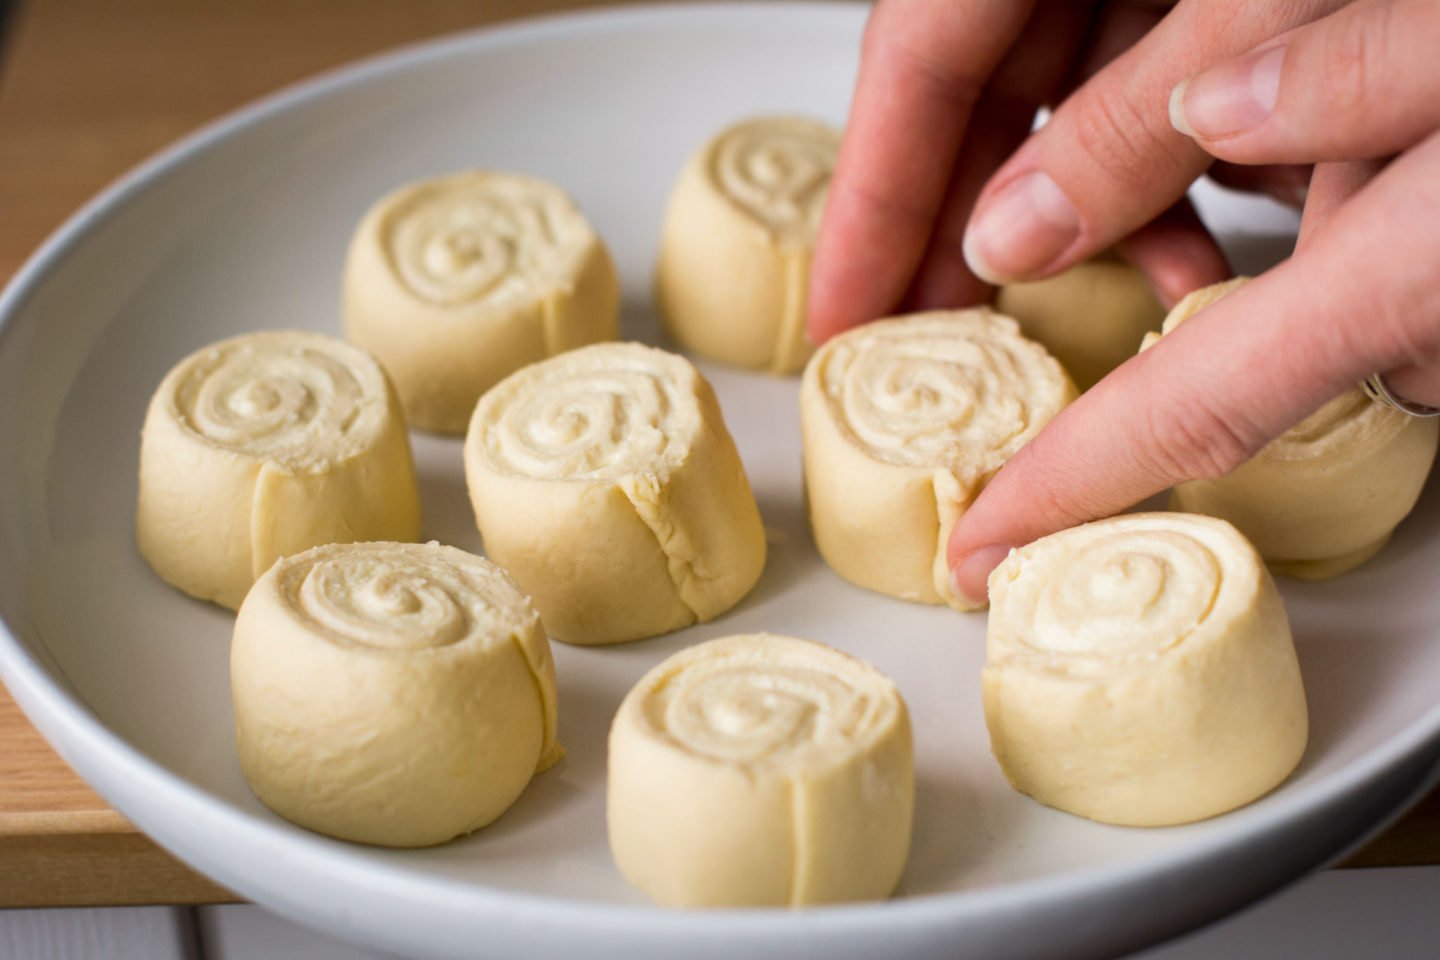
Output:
[1, 0, 1437, 910]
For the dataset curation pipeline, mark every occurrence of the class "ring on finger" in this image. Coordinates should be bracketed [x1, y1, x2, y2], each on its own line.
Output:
[1362, 373, 1440, 418]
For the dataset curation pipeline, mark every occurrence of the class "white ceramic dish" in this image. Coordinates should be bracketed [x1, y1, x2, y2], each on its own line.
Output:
[3, 5, 1440, 959]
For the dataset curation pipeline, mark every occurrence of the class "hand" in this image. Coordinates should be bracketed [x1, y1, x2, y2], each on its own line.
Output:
[807, 0, 1335, 343]
[941, 0, 1440, 601]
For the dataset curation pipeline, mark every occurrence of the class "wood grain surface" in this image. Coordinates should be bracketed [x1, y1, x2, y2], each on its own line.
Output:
[0, 0, 1436, 910]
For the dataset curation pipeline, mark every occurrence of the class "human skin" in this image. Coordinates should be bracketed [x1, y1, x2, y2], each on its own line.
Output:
[808, 0, 1440, 602]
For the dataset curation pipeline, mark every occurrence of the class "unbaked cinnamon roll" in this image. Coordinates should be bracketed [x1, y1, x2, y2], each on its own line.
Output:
[344, 170, 619, 433]
[136, 330, 421, 609]
[983, 512, 1308, 826]
[232, 541, 560, 847]
[655, 116, 840, 373]
[802, 309, 1076, 609]
[607, 633, 913, 907]
[464, 342, 765, 645]
[996, 255, 1164, 391]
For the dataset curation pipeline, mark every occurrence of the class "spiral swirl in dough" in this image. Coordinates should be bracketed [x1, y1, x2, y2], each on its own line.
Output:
[711, 117, 839, 242]
[650, 638, 895, 770]
[137, 331, 421, 609]
[1144, 278, 1438, 578]
[802, 309, 1076, 608]
[385, 174, 593, 307]
[656, 116, 841, 373]
[983, 513, 1308, 827]
[233, 541, 560, 848]
[466, 342, 766, 646]
[479, 348, 688, 482]
[1026, 528, 1221, 659]
[345, 170, 619, 434]
[280, 542, 526, 652]
[608, 634, 913, 907]
[172, 334, 374, 468]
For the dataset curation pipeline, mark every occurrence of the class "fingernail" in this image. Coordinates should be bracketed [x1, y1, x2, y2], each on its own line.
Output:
[949, 544, 1013, 606]
[963, 171, 1080, 284]
[1170, 45, 1285, 139]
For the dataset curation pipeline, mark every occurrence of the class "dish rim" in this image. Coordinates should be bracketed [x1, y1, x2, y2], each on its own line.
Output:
[0, 0, 1438, 937]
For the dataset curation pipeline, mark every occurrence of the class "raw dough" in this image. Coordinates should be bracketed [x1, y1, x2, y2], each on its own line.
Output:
[232, 541, 561, 847]
[344, 170, 620, 434]
[464, 342, 766, 645]
[983, 512, 1308, 826]
[801, 309, 1076, 609]
[1144, 278, 1439, 579]
[607, 633, 913, 907]
[136, 330, 422, 609]
[996, 255, 1164, 390]
[655, 116, 840, 374]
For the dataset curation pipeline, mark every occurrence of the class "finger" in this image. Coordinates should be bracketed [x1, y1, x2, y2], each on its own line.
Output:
[1065, 0, 1168, 90]
[1382, 363, 1440, 410]
[1207, 161, 1312, 208]
[906, 0, 1096, 311]
[947, 127, 1440, 601]
[807, 0, 1038, 343]
[960, 0, 1352, 285]
[1297, 159, 1383, 245]
[1299, 159, 1440, 411]
[1171, 0, 1440, 163]
[902, 102, 1032, 311]
[1113, 197, 1231, 307]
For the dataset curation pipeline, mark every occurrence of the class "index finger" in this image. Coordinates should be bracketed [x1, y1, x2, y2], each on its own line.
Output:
[946, 131, 1440, 600]
[1297, 160, 1382, 245]
[807, 0, 1037, 344]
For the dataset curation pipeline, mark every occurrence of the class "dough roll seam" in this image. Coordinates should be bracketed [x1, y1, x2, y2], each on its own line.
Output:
[607, 633, 914, 907]
[618, 477, 705, 623]
[772, 248, 811, 375]
[465, 342, 765, 644]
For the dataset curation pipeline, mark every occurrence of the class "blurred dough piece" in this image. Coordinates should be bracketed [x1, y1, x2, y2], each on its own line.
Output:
[136, 331, 422, 609]
[344, 170, 619, 434]
[232, 541, 560, 847]
[801, 309, 1076, 609]
[983, 512, 1308, 826]
[464, 342, 765, 645]
[996, 256, 1164, 390]
[607, 633, 913, 907]
[1144, 278, 1439, 579]
[655, 115, 840, 373]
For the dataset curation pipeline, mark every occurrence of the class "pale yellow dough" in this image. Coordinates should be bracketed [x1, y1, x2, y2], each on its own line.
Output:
[1144, 278, 1439, 578]
[983, 513, 1308, 827]
[655, 115, 841, 374]
[607, 633, 913, 907]
[344, 170, 620, 434]
[802, 309, 1076, 609]
[136, 331, 422, 610]
[232, 541, 561, 847]
[996, 256, 1164, 391]
[464, 342, 766, 645]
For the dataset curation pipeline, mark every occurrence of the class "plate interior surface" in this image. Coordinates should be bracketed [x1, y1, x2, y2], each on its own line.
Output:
[2, 4, 1439, 957]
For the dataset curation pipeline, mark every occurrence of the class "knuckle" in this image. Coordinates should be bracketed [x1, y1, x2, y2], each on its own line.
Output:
[1068, 88, 1188, 193]
[1030, 475, 1107, 533]
[863, 2, 985, 112]
[1315, 6, 1393, 121]
[994, 444, 1099, 532]
[833, 176, 934, 227]
[1136, 397, 1262, 484]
